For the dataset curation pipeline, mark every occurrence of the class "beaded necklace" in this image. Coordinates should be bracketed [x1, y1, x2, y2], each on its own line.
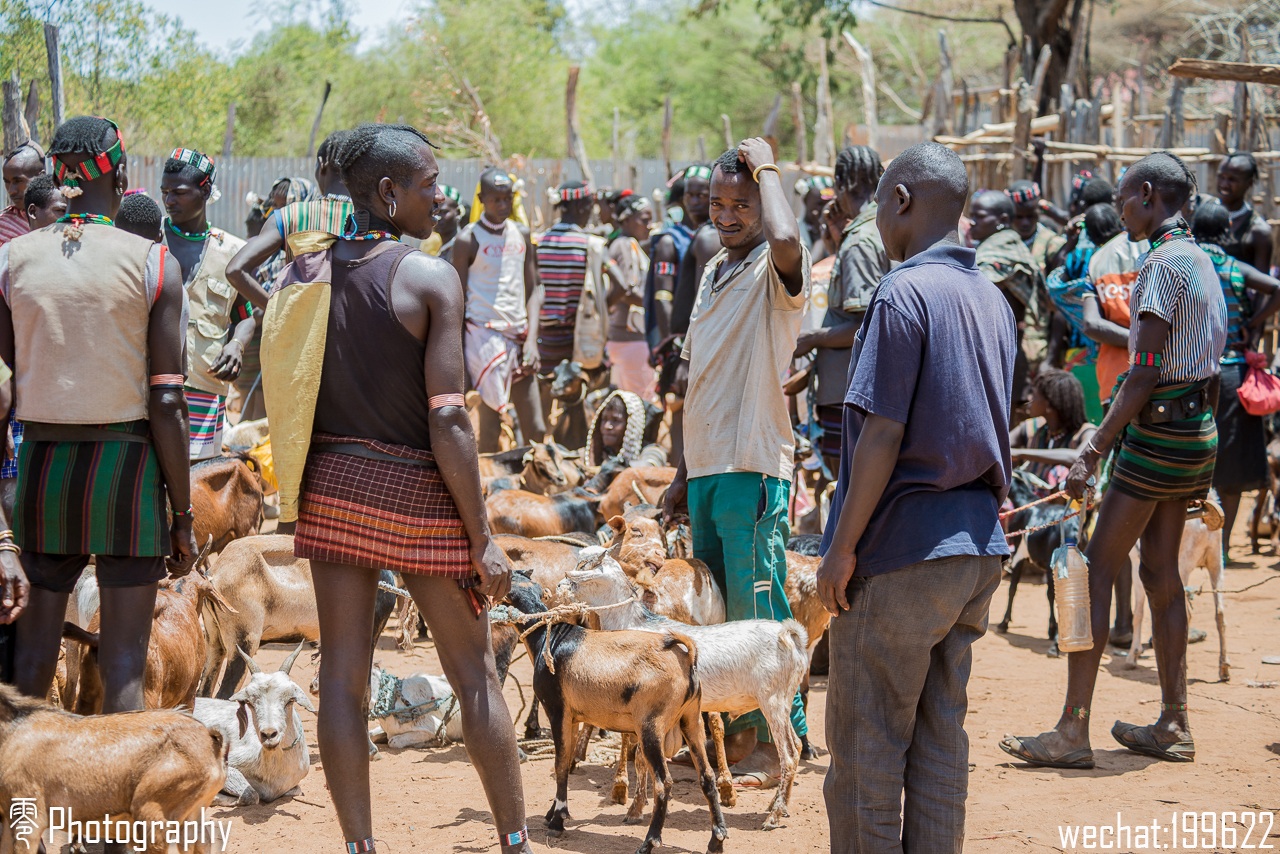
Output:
[1149, 222, 1191, 252]
[57, 213, 114, 227]
[165, 218, 211, 242]
[343, 230, 399, 242]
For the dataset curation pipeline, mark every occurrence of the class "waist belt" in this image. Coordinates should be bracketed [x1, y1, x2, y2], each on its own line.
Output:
[1135, 385, 1210, 426]
[23, 421, 152, 444]
[311, 442, 437, 468]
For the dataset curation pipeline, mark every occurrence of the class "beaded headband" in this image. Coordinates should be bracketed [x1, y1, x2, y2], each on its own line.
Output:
[1071, 170, 1094, 192]
[557, 184, 592, 202]
[1006, 183, 1041, 205]
[684, 165, 712, 182]
[52, 118, 124, 189]
[169, 148, 216, 187]
[440, 184, 461, 203]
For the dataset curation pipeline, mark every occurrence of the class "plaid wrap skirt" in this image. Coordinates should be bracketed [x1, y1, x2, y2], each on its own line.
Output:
[14, 421, 168, 556]
[295, 434, 474, 579]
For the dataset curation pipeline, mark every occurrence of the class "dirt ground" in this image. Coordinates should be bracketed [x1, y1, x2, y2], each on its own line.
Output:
[160, 506, 1280, 852]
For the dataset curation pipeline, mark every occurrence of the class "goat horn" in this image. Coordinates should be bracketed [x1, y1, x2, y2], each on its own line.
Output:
[278, 641, 306, 676]
[236, 646, 263, 675]
[196, 535, 214, 573]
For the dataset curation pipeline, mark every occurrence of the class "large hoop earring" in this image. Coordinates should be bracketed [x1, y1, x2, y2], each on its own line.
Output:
[388, 200, 397, 219]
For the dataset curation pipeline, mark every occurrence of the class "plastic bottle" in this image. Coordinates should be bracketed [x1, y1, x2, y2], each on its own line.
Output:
[1052, 538, 1094, 653]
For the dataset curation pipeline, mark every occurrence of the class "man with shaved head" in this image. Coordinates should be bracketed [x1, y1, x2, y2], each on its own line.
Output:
[972, 188, 1042, 410]
[817, 142, 1016, 852]
[1, 142, 45, 246]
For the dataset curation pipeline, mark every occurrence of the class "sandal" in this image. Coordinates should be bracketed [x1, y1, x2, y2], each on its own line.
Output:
[732, 770, 780, 789]
[1110, 721, 1195, 763]
[998, 735, 1095, 770]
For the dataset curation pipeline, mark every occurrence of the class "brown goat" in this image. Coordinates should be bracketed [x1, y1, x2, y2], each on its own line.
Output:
[599, 467, 676, 522]
[486, 488, 602, 537]
[192, 455, 265, 553]
[0, 684, 227, 854]
[605, 512, 725, 625]
[64, 542, 235, 715]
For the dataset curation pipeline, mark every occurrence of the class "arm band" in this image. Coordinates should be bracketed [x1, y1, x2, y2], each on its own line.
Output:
[1132, 352, 1162, 368]
[429, 393, 467, 410]
[654, 292, 674, 302]
[655, 261, 676, 276]
[150, 374, 186, 388]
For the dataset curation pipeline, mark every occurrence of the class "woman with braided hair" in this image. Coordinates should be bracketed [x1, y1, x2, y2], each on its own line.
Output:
[260, 122, 532, 854]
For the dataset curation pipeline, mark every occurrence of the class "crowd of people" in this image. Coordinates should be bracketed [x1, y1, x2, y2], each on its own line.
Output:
[0, 110, 1272, 853]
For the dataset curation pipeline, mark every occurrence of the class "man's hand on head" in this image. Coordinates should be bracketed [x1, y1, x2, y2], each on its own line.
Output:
[737, 138, 776, 175]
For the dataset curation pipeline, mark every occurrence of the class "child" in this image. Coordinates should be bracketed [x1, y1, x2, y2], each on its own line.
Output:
[115, 192, 164, 242]
[22, 174, 67, 230]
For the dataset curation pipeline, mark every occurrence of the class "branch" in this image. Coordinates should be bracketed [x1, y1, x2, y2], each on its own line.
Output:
[860, 0, 1016, 47]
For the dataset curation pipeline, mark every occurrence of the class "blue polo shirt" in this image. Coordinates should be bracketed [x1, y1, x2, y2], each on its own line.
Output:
[819, 241, 1016, 576]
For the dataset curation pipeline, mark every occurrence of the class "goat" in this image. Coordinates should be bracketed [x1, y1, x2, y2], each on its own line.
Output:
[505, 574, 727, 854]
[605, 511, 725, 625]
[0, 684, 226, 854]
[365, 664, 463, 749]
[560, 550, 808, 831]
[61, 540, 234, 715]
[1127, 514, 1230, 682]
[485, 442, 588, 496]
[193, 643, 313, 805]
[487, 488, 602, 537]
[599, 467, 676, 523]
[785, 534, 822, 556]
[199, 535, 397, 700]
[996, 470, 1079, 655]
[192, 455, 265, 554]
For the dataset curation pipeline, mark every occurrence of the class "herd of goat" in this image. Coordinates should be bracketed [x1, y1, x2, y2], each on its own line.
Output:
[0, 415, 1235, 853]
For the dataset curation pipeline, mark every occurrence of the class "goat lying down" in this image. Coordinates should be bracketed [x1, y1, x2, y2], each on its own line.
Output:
[505, 574, 727, 854]
[193, 644, 313, 806]
[0, 684, 226, 854]
[559, 548, 809, 831]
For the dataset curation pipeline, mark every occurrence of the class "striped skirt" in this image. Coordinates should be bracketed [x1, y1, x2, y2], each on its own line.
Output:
[295, 434, 474, 580]
[14, 421, 168, 556]
[185, 387, 226, 461]
[1109, 383, 1218, 502]
[814, 404, 844, 462]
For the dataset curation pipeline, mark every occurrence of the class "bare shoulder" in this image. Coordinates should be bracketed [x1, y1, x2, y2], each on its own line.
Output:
[398, 249, 462, 303]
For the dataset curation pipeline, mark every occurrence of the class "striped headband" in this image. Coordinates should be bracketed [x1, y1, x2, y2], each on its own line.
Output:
[1071, 170, 1094, 192]
[441, 184, 461, 203]
[1006, 183, 1041, 205]
[684, 165, 712, 181]
[170, 148, 216, 187]
[558, 184, 592, 202]
[52, 118, 124, 189]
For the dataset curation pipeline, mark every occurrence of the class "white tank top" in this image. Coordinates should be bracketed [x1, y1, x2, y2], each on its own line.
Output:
[465, 220, 527, 332]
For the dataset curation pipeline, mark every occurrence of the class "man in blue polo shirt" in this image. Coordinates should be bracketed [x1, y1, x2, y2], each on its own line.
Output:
[817, 142, 1017, 853]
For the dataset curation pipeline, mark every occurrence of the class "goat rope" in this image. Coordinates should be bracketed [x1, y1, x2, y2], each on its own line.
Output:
[489, 599, 638, 675]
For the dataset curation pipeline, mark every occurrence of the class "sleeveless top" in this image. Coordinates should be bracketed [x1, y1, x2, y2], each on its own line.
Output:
[643, 222, 695, 349]
[1201, 242, 1250, 358]
[312, 242, 432, 450]
[462, 220, 527, 332]
[1220, 206, 1266, 266]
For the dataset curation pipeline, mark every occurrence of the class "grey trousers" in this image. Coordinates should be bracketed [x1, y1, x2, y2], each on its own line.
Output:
[824, 554, 1002, 854]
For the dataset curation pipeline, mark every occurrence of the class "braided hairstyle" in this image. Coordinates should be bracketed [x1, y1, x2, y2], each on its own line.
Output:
[1190, 199, 1231, 245]
[1032, 368, 1087, 439]
[833, 145, 883, 195]
[1124, 151, 1197, 209]
[333, 123, 439, 208]
[48, 116, 120, 159]
[317, 129, 352, 164]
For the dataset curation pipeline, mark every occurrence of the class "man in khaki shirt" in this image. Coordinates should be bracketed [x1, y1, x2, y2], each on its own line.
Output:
[665, 138, 811, 779]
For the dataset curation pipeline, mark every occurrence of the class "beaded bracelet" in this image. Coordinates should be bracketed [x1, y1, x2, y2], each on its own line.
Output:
[345, 838, 375, 854]
[1132, 352, 1162, 368]
[1161, 702, 1187, 712]
[1064, 705, 1089, 719]
[172, 506, 195, 519]
[502, 827, 528, 847]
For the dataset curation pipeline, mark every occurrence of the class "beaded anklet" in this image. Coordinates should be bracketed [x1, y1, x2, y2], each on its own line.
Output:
[345, 838, 375, 853]
[502, 827, 529, 847]
[1161, 702, 1188, 712]
[1064, 705, 1089, 719]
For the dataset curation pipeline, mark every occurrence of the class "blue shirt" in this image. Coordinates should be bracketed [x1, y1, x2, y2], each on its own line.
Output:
[819, 242, 1017, 576]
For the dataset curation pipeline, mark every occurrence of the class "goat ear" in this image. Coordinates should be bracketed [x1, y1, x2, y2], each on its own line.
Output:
[278, 641, 305, 676]
[607, 515, 626, 532]
[236, 646, 263, 675]
[235, 700, 250, 740]
[295, 687, 316, 714]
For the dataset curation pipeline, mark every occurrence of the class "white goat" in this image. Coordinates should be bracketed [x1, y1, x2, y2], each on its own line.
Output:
[558, 549, 808, 830]
[367, 665, 463, 750]
[193, 643, 313, 806]
[1126, 516, 1229, 682]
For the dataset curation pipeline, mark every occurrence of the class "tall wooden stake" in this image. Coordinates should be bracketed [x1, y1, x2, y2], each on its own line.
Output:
[2, 73, 26, 153]
[23, 81, 39, 145]
[762, 94, 783, 156]
[790, 82, 808, 165]
[721, 114, 733, 150]
[813, 41, 836, 167]
[43, 24, 63, 129]
[662, 95, 673, 179]
[565, 66, 593, 185]
[1011, 46, 1053, 179]
[841, 31, 879, 152]
[307, 81, 331, 158]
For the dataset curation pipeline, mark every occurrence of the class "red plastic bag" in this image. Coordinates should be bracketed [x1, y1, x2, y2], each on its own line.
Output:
[1236, 351, 1280, 416]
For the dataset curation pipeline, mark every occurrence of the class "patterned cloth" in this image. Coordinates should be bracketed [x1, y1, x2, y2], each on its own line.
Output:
[536, 222, 591, 364]
[275, 195, 353, 243]
[1109, 380, 1217, 502]
[13, 421, 168, 556]
[185, 387, 226, 461]
[1128, 235, 1226, 386]
[1201, 242, 1250, 357]
[0, 206, 28, 247]
[295, 434, 474, 579]
[584, 389, 647, 466]
[1, 412, 22, 479]
[976, 228, 1042, 322]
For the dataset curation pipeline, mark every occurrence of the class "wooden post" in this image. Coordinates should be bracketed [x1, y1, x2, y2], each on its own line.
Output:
[790, 81, 808, 165]
[841, 31, 879, 152]
[662, 95, 673, 179]
[813, 41, 836, 167]
[1159, 79, 1186, 149]
[306, 81, 331, 158]
[1231, 22, 1249, 151]
[44, 23, 63, 129]
[221, 102, 236, 159]
[1167, 58, 1280, 86]
[995, 45, 1019, 125]
[1062, 0, 1088, 103]
[1011, 46, 1053, 180]
[721, 114, 733, 150]
[696, 135, 707, 162]
[23, 81, 39, 145]
[763, 94, 782, 160]
[612, 107, 621, 188]
[2, 73, 25, 154]
[927, 30, 954, 138]
[564, 66, 594, 185]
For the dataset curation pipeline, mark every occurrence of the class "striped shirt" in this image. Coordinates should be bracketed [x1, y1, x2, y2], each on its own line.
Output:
[1201, 242, 1249, 358]
[536, 222, 590, 328]
[274, 195, 353, 241]
[0, 206, 29, 247]
[1128, 235, 1226, 385]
